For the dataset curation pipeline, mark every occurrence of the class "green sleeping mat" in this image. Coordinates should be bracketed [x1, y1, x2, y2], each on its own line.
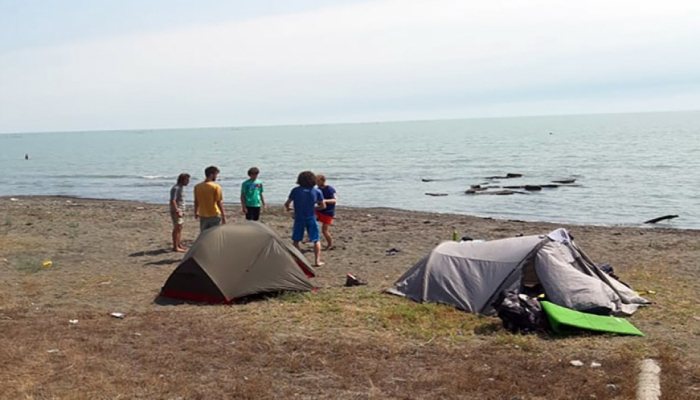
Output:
[540, 301, 644, 336]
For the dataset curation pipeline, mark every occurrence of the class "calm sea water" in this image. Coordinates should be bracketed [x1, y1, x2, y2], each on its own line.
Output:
[1, 111, 699, 229]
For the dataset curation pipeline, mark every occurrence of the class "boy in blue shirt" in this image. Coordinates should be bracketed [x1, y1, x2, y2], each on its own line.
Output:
[285, 171, 326, 266]
[240, 167, 266, 221]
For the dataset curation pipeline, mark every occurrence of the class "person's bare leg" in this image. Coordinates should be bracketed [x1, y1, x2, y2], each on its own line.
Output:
[173, 224, 185, 252]
[171, 225, 178, 251]
[321, 223, 333, 250]
[313, 241, 323, 266]
[177, 226, 185, 251]
[293, 241, 301, 250]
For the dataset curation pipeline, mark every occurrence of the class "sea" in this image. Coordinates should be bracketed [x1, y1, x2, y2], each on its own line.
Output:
[1, 111, 699, 230]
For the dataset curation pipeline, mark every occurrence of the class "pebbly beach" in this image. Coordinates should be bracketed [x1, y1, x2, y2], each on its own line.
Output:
[1, 195, 699, 398]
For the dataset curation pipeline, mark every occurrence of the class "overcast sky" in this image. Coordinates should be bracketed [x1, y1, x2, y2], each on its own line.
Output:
[1, 0, 699, 133]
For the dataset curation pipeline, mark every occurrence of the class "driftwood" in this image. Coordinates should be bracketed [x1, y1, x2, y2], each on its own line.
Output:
[552, 179, 576, 184]
[469, 184, 500, 190]
[466, 189, 529, 196]
[487, 190, 528, 196]
[644, 215, 679, 224]
[465, 185, 501, 194]
[504, 183, 582, 189]
[503, 185, 542, 191]
[424, 192, 448, 197]
[484, 173, 523, 180]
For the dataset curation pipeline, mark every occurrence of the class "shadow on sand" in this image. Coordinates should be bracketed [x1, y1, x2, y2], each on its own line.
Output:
[144, 259, 181, 266]
[128, 249, 170, 257]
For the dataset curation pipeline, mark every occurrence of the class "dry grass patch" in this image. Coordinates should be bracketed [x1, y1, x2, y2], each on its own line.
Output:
[625, 260, 700, 328]
[0, 234, 47, 255]
[0, 310, 645, 400]
[658, 345, 700, 399]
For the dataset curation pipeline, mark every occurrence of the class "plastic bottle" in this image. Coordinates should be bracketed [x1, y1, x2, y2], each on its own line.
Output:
[452, 230, 459, 241]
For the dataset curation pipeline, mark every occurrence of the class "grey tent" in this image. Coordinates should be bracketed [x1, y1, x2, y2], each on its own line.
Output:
[387, 228, 649, 316]
[160, 222, 316, 303]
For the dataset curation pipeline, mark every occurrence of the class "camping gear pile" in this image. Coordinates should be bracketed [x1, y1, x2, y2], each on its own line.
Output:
[387, 228, 650, 335]
[492, 291, 546, 334]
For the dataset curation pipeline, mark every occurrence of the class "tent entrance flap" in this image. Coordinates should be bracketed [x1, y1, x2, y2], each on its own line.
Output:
[478, 239, 549, 314]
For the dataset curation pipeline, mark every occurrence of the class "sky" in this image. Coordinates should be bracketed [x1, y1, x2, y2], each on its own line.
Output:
[1, 0, 699, 133]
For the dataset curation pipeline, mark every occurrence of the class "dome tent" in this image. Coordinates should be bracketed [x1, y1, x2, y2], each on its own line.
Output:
[160, 222, 316, 303]
[387, 228, 649, 316]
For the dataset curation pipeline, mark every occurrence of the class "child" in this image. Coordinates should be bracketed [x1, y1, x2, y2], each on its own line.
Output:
[315, 174, 337, 250]
[240, 167, 266, 221]
[169, 173, 190, 252]
[284, 171, 326, 266]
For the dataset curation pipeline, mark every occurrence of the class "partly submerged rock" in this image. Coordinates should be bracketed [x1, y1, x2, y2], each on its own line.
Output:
[552, 178, 576, 184]
[485, 173, 523, 180]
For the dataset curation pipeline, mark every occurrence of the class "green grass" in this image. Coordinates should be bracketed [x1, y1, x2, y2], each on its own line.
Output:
[16, 255, 45, 274]
[272, 288, 491, 342]
[377, 300, 487, 341]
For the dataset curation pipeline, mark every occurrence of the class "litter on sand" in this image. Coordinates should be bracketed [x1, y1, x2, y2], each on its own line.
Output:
[110, 312, 125, 319]
[345, 273, 368, 287]
[636, 289, 657, 295]
[385, 248, 401, 256]
[69, 319, 79, 324]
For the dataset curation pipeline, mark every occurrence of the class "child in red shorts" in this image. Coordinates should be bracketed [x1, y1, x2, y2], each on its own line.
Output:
[314, 174, 337, 250]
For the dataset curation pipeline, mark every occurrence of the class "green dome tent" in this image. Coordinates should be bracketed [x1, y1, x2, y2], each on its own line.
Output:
[160, 222, 316, 303]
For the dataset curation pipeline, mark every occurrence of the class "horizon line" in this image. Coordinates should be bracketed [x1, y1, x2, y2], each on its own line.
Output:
[2, 108, 699, 136]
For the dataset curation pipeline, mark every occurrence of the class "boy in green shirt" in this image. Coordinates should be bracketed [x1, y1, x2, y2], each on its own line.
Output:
[240, 167, 267, 221]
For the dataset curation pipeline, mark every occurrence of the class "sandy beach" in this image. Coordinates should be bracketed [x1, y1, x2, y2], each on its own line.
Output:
[2, 196, 699, 399]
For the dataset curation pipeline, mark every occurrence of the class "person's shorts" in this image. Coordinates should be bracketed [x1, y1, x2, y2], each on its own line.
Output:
[199, 215, 222, 232]
[315, 211, 334, 225]
[292, 217, 320, 242]
[170, 212, 184, 226]
[245, 206, 261, 221]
